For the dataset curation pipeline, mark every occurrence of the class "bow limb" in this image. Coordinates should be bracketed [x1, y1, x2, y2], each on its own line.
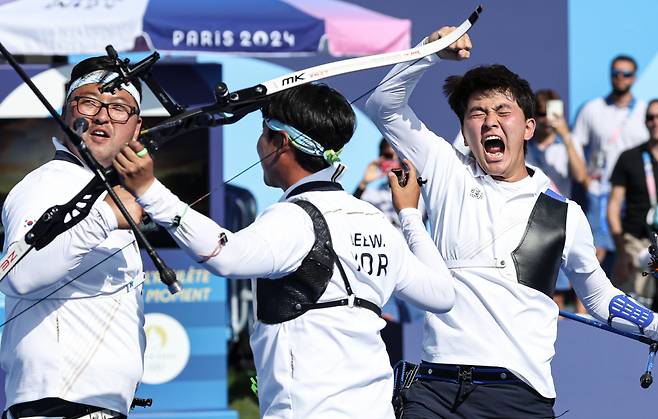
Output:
[261, 5, 482, 95]
[139, 5, 483, 149]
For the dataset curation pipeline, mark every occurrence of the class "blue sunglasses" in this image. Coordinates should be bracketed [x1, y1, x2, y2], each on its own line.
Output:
[611, 70, 635, 78]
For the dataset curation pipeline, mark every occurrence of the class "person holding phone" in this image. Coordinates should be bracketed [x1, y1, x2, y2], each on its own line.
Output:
[354, 140, 400, 194]
[529, 90, 587, 202]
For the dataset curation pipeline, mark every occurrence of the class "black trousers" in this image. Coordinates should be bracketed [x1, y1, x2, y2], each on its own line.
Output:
[381, 319, 403, 367]
[401, 377, 556, 419]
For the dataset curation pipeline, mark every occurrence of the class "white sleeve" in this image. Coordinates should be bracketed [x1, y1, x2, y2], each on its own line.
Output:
[365, 45, 462, 175]
[138, 180, 314, 279]
[393, 208, 455, 313]
[1, 199, 117, 296]
[365, 45, 470, 219]
[564, 206, 658, 340]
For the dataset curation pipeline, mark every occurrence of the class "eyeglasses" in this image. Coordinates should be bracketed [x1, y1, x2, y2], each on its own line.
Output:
[611, 70, 635, 79]
[646, 114, 658, 122]
[70, 96, 138, 124]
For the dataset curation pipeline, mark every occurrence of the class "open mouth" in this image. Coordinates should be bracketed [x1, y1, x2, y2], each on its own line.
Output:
[90, 129, 110, 139]
[483, 135, 505, 160]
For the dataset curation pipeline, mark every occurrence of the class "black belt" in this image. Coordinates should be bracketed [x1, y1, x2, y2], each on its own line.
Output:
[418, 363, 522, 385]
[4, 397, 126, 419]
[300, 295, 382, 317]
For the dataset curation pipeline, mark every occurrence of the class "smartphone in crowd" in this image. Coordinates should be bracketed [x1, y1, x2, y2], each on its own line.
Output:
[379, 159, 401, 174]
[546, 99, 564, 120]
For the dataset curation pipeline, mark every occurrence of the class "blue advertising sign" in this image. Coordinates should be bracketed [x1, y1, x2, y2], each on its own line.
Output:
[134, 249, 237, 419]
[143, 0, 324, 54]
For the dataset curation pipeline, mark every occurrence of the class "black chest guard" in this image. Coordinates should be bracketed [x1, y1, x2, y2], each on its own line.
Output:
[256, 196, 381, 325]
[511, 191, 568, 297]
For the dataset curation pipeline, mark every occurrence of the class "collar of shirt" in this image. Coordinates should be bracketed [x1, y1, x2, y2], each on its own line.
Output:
[468, 151, 551, 193]
[476, 161, 552, 198]
[605, 94, 637, 111]
[521, 162, 553, 195]
[52, 137, 86, 168]
[279, 164, 347, 202]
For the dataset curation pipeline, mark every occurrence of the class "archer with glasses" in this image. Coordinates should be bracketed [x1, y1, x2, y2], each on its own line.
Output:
[571, 55, 649, 268]
[70, 95, 138, 125]
[1, 56, 146, 419]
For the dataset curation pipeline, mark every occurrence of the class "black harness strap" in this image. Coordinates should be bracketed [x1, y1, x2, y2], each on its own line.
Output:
[256, 182, 381, 323]
[53, 149, 84, 167]
[286, 180, 344, 197]
[292, 200, 381, 317]
[301, 242, 382, 317]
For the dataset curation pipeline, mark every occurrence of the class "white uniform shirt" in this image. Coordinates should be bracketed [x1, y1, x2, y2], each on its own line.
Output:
[0, 140, 145, 415]
[137, 166, 455, 418]
[361, 182, 425, 230]
[366, 53, 658, 398]
[571, 96, 648, 195]
[526, 137, 573, 198]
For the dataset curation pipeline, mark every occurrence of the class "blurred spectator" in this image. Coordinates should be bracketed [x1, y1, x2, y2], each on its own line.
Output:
[354, 139, 403, 227]
[529, 89, 588, 312]
[572, 55, 649, 266]
[354, 138, 424, 365]
[607, 99, 658, 308]
[529, 89, 587, 198]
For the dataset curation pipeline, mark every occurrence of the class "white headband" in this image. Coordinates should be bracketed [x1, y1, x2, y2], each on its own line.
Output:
[66, 70, 141, 105]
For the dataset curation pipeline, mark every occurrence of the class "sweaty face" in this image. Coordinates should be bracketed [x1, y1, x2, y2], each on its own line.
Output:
[64, 83, 141, 168]
[462, 90, 535, 182]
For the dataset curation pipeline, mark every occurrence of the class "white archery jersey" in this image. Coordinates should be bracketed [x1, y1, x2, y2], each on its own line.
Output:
[138, 166, 455, 419]
[0, 141, 145, 415]
[571, 97, 648, 195]
[366, 52, 658, 399]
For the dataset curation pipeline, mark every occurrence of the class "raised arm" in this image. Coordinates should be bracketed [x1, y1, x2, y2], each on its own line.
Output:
[387, 161, 455, 312]
[551, 115, 587, 184]
[365, 26, 472, 175]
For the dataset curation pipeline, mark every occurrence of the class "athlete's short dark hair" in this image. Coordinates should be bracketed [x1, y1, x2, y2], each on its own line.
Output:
[261, 83, 356, 173]
[443, 64, 535, 124]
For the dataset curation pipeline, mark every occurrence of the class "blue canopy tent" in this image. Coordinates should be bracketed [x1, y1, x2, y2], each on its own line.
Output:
[0, 0, 410, 57]
[143, 0, 325, 55]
